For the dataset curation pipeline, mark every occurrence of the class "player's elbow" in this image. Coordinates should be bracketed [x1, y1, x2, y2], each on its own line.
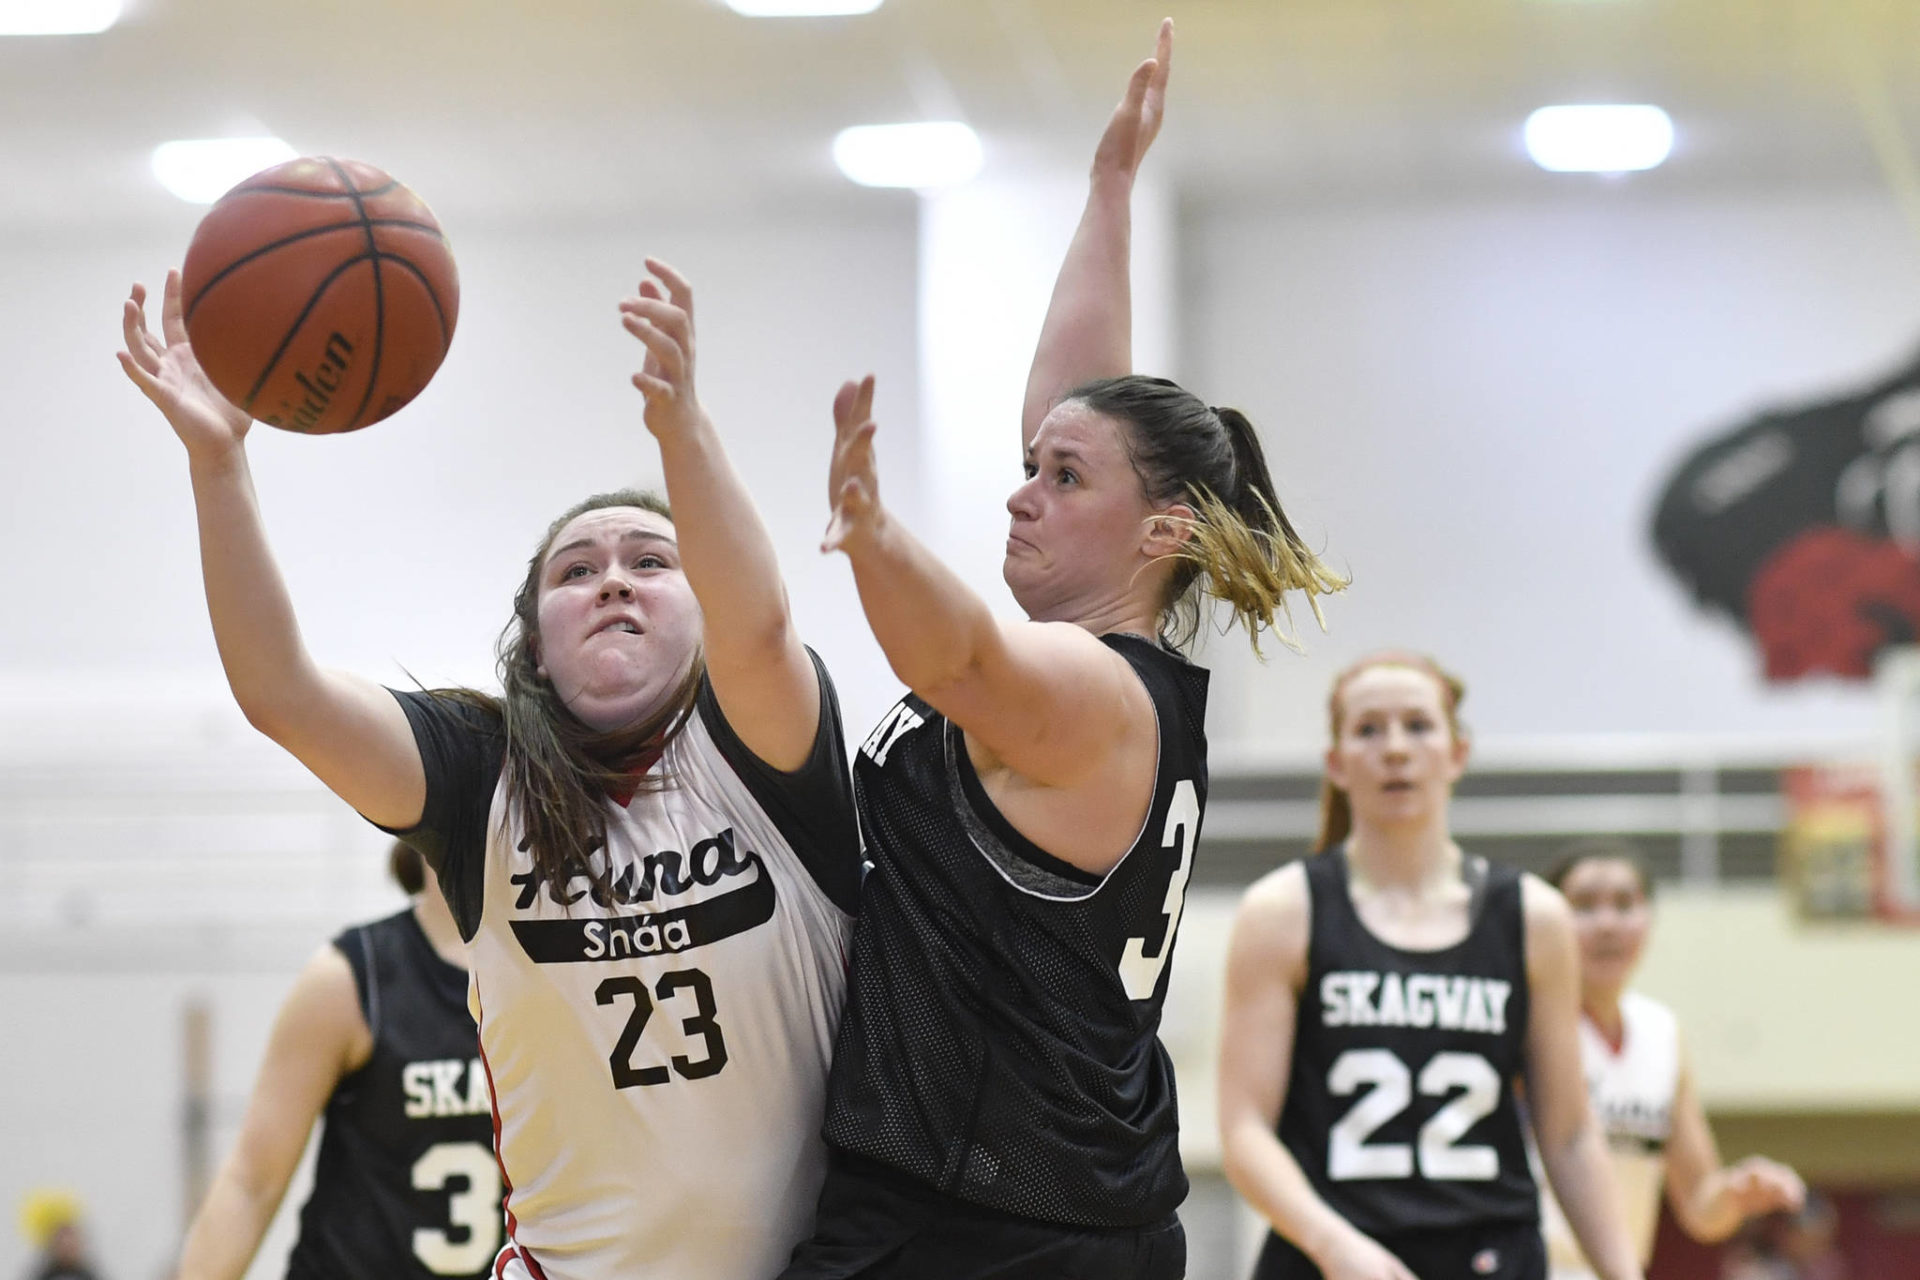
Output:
[1218, 1108, 1270, 1191]
[228, 664, 334, 752]
[886, 636, 986, 707]
[219, 1143, 288, 1217]
[235, 690, 318, 756]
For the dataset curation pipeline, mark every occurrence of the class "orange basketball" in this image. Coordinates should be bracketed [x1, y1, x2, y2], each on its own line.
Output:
[181, 157, 459, 435]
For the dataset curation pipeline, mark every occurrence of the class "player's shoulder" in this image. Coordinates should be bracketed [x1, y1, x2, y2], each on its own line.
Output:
[283, 942, 375, 1059]
[335, 905, 416, 947]
[1518, 868, 1573, 927]
[1620, 989, 1680, 1037]
[1243, 857, 1310, 908]
[1230, 859, 1312, 970]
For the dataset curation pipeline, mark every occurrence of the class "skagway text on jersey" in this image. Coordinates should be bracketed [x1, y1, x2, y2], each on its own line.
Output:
[1321, 970, 1514, 1036]
[506, 827, 779, 963]
[401, 1058, 492, 1118]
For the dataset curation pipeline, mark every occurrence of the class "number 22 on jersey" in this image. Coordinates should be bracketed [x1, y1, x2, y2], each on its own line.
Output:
[1327, 1048, 1502, 1182]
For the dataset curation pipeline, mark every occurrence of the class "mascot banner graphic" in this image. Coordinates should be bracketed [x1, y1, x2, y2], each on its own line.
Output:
[1653, 349, 1920, 681]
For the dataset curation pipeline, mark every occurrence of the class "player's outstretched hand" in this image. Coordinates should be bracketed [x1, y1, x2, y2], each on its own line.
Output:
[1316, 1232, 1418, 1280]
[1721, 1156, 1806, 1220]
[822, 375, 881, 555]
[1092, 17, 1173, 183]
[118, 270, 252, 457]
[622, 257, 706, 442]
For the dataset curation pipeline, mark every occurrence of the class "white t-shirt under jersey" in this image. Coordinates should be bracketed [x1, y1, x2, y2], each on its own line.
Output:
[387, 666, 858, 1280]
[1542, 990, 1681, 1280]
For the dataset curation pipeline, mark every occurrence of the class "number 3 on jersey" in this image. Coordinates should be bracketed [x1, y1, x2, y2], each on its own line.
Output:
[1327, 1047, 1502, 1181]
[1119, 780, 1199, 1000]
[411, 1141, 502, 1274]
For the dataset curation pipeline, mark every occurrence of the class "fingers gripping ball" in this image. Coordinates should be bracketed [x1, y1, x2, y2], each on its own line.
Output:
[181, 157, 458, 434]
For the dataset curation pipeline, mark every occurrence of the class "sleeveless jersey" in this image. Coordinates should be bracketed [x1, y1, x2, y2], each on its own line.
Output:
[1274, 848, 1538, 1243]
[1541, 991, 1680, 1277]
[286, 909, 494, 1280]
[385, 654, 859, 1280]
[823, 633, 1209, 1229]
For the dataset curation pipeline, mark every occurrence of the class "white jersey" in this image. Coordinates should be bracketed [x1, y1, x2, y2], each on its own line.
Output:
[387, 665, 859, 1280]
[1542, 990, 1681, 1279]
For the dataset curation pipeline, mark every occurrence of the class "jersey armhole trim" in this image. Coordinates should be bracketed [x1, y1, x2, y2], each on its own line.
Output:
[693, 649, 861, 915]
[943, 633, 1173, 897]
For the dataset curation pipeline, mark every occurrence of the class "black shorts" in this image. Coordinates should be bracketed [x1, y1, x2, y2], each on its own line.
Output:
[1253, 1220, 1545, 1280]
[778, 1150, 1187, 1280]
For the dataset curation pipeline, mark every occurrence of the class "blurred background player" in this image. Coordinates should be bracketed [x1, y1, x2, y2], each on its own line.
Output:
[17, 1191, 102, 1280]
[172, 840, 491, 1280]
[1218, 653, 1643, 1280]
[1542, 839, 1805, 1280]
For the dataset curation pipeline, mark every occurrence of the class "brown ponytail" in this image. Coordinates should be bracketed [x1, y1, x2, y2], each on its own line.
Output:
[1065, 376, 1347, 653]
[1314, 780, 1355, 856]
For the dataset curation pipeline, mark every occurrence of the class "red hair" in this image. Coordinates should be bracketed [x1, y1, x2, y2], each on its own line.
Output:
[1313, 651, 1468, 853]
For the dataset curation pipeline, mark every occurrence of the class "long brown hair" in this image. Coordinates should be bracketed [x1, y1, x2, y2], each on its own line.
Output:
[436, 489, 703, 897]
[1312, 651, 1467, 853]
[1066, 376, 1347, 653]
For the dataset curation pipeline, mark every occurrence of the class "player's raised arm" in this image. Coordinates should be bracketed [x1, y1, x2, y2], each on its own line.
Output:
[620, 258, 820, 770]
[1525, 878, 1647, 1280]
[1021, 18, 1172, 450]
[118, 273, 425, 828]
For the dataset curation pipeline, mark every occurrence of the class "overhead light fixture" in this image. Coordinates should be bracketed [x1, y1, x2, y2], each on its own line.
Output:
[724, 0, 881, 14]
[151, 137, 299, 204]
[0, 0, 121, 34]
[1523, 104, 1674, 173]
[833, 122, 982, 190]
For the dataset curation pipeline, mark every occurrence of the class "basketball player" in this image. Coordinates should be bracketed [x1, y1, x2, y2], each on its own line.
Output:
[1540, 840, 1804, 1279]
[781, 22, 1346, 1280]
[1218, 654, 1644, 1280]
[118, 259, 859, 1280]
[176, 841, 494, 1280]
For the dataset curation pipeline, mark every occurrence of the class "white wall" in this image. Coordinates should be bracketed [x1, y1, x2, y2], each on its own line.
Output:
[1183, 186, 1920, 762]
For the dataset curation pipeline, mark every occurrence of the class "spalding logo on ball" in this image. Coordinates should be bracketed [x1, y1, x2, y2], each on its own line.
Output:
[181, 156, 458, 434]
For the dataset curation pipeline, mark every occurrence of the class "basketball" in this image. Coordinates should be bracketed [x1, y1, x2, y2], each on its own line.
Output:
[180, 156, 459, 435]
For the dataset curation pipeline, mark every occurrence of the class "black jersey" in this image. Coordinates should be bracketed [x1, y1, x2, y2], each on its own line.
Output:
[1271, 848, 1538, 1249]
[285, 909, 495, 1280]
[822, 633, 1209, 1229]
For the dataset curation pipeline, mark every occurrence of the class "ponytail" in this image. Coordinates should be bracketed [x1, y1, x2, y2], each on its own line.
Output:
[388, 839, 427, 894]
[1177, 405, 1348, 654]
[1064, 376, 1347, 654]
[1314, 778, 1353, 854]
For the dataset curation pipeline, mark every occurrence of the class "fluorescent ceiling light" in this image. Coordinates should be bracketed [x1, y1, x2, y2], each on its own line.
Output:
[833, 122, 982, 190]
[151, 137, 299, 204]
[0, 0, 121, 34]
[1524, 104, 1674, 173]
[725, 0, 881, 13]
